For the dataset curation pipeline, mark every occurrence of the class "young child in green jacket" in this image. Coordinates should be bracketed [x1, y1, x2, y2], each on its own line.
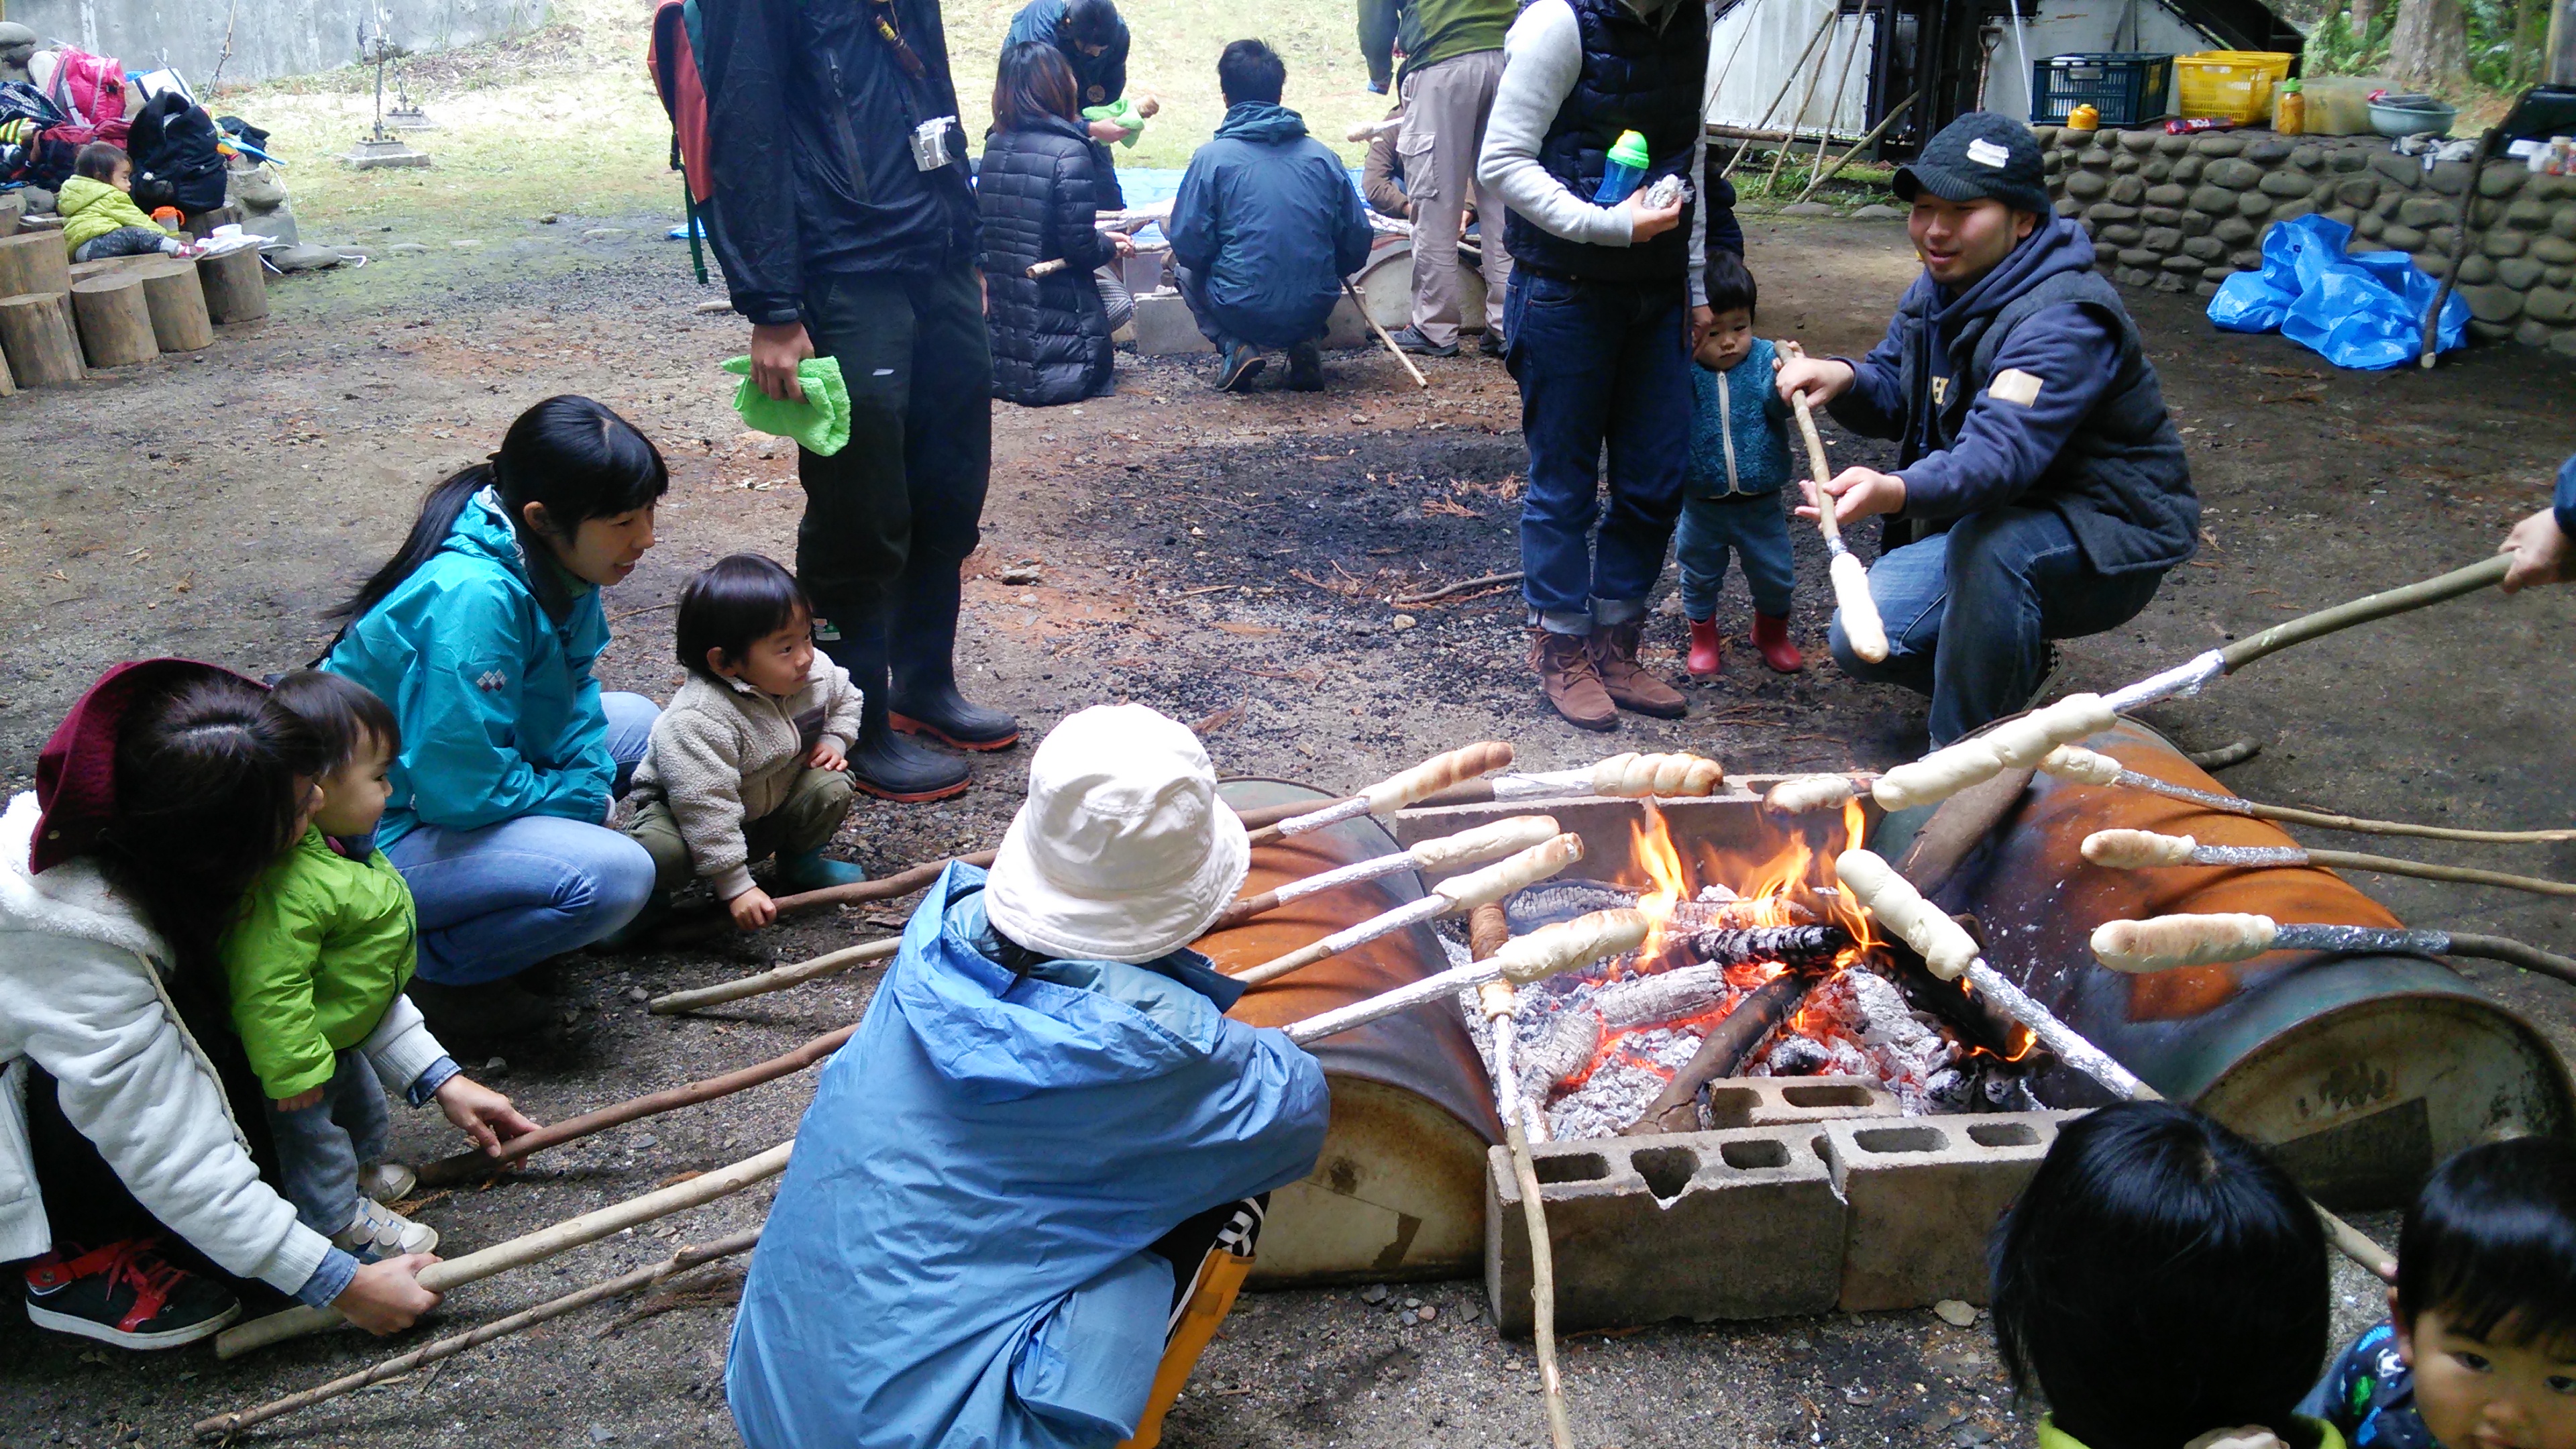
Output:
[221, 671, 537, 1264]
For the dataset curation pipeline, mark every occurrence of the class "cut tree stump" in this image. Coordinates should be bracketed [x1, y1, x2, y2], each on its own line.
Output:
[70, 274, 159, 368]
[198, 247, 268, 323]
[0, 291, 84, 385]
[0, 193, 21, 238]
[0, 231, 71, 302]
[135, 260, 214, 353]
[0, 331, 15, 395]
[70, 256, 160, 283]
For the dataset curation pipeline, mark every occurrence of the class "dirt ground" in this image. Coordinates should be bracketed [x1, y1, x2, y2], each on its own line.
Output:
[4, 206, 2574, 1449]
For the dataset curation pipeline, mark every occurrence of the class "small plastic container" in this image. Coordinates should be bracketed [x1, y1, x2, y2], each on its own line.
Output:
[2174, 51, 2295, 124]
[1595, 130, 1650, 206]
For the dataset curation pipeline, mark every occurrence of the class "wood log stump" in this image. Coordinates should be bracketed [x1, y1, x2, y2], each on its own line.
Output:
[70, 255, 158, 283]
[70, 274, 159, 368]
[0, 292, 84, 385]
[0, 193, 21, 238]
[198, 247, 268, 324]
[135, 261, 214, 353]
[0, 231, 71, 301]
[0, 332, 15, 396]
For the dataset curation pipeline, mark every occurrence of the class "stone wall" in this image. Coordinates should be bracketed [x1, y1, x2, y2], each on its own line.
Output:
[2037, 125, 2576, 358]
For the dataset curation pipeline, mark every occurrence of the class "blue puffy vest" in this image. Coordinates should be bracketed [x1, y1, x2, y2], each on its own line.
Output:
[1501, 0, 1707, 284]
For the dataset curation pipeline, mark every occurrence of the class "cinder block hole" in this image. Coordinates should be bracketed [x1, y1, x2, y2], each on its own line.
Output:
[1966, 1122, 2041, 1148]
[1704, 1086, 1758, 1117]
[1782, 1083, 1874, 1108]
[1852, 1125, 1948, 1155]
[1534, 1152, 1609, 1185]
[1719, 1138, 1790, 1171]
[1631, 1146, 1700, 1199]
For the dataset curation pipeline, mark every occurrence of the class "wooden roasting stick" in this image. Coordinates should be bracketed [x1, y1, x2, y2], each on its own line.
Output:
[2041, 745, 2576, 845]
[1246, 741, 1515, 845]
[1833, 849, 2399, 1280]
[2091, 912, 2576, 990]
[2081, 828, 2576, 900]
[1788, 390, 1888, 663]
[1344, 276, 1431, 390]
[214, 1141, 796, 1358]
[1228, 833, 1584, 987]
[1475, 908, 1577, 1449]
[193, 1230, 763, 1440]
[1419, 749, 1727, 808]
[1873, 555, 2517, 814]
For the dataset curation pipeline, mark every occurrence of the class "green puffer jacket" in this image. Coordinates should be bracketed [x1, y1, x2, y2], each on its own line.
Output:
[219, 828, 421, 1100]
[58, 176, 160, 254]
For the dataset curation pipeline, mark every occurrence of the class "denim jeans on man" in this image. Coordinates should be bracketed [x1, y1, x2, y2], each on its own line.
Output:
[1504, 270, 1690, 634]
[263, 1049, 393, 1236]
[385, 691, 658, 985]
[1829, 507, 2162, 745]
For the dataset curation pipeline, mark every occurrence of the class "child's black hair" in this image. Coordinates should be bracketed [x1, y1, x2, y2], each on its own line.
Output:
[1218, 39, 1286, 107]
[2397, 1136, 2576, 1352]
[72, 142, 129, 183]
[1703, 249, 1757, 321]
[676, 554, 812, 683]
[1989, 1100, 2328, 1449]
[268, 669, 402, 767]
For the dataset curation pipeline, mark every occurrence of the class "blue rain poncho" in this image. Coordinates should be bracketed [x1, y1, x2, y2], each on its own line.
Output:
[2206, 213, 2467, 370]
[726, 864, 1330, 1449]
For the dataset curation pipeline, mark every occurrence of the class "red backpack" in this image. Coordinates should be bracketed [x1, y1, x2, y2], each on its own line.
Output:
[647, 0, 712, 282]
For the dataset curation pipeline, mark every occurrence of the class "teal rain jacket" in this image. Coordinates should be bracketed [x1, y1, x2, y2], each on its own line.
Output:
[726, 865, 1330, 1449]
[324, 487, 615, 849]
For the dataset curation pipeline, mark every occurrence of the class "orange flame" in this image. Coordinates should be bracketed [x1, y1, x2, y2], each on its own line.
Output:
[1627, 800, 1691, 961]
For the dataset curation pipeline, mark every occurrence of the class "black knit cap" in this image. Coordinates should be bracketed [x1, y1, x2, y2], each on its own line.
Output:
[1894, 111, 2051, 217]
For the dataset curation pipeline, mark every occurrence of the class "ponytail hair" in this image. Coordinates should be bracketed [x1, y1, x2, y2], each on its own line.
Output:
[333, 394, 670, 627]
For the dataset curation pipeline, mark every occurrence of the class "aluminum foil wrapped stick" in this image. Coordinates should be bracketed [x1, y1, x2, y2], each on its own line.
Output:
[2043, 745, 2576, 846]
[1206, 814, 1561, 932]
[2088, 914, 2576, 989]
[1438, 751, 1727, 807]
[1283, 910, 1650, 1045]
[2079, 828, 2576, 900]
[1250, 740, 1517, 843]
[1685, 924, 1850, 969]
[1230, 833, 1585, 987]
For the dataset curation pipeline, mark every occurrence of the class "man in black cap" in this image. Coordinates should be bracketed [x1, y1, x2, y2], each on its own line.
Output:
[1776, 111, 2197, 745]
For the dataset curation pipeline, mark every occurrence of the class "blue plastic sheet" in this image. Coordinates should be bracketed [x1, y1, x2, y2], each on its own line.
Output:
[2206, 213, 2468, 370]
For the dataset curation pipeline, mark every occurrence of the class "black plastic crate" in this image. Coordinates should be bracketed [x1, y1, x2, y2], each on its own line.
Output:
[2031, 52, 2174, 126]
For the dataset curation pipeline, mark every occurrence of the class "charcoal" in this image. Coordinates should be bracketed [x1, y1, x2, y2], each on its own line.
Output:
[1686, 924, 1849, 967]
[1504, 881, 1638, 935]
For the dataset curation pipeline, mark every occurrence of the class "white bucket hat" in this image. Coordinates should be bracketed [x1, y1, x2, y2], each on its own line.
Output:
[982, 704, 1251, 965]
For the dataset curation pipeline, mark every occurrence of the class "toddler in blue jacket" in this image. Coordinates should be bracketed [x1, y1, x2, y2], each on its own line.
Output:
[1679, 251, 1804, 678]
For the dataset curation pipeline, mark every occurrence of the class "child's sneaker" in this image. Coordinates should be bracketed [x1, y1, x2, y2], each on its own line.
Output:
[21, 1238, 242, 1349]
[358, 1161, 419, 1203]
[333, 1197, 439, 1262]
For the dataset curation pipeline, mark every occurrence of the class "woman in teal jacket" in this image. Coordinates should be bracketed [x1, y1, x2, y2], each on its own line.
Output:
[325, 396, 668, 1038]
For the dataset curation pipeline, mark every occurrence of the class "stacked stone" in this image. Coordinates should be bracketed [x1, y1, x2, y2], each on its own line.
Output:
[2034, 124, 2576, 357]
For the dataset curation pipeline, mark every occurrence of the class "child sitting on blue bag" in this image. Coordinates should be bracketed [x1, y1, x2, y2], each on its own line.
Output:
[1678, 250, 1803, 679]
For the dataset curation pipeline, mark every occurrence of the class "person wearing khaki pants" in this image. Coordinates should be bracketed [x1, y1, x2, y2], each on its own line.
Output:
[1385, 0, 1517, 358]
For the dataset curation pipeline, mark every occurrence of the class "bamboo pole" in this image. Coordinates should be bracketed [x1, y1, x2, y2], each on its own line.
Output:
[1807, 23, 1864, 180]
[1794, 91, 1916, 204]
[1763, 25, 1838, 194]
[1722, 5, 1839, 179]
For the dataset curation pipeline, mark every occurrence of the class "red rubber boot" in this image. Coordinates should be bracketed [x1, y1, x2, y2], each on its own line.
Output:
[1752, 612, 1805, 673]
[1686, 617, 1723, 678]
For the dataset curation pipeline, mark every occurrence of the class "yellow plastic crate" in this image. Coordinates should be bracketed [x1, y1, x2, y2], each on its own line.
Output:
[2174, 50, 2296, 123]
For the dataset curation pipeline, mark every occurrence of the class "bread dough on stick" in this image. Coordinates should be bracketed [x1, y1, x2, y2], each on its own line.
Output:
[1874, 695, 2114, 810]
[2081, 829, 2200, 868]
[2037, 744, 2125, 786]
[1835, 848, 1978, 981]
[1409, 816, 1562, 874]
[1589, 751, 1725, 799]
[1497, 908, 1651, 985]
[1362, 740, 1515, 814]
[1433, 834, 1585, 910]
[1764, 775, 1858, 814]
[2090, 912, 2279, 971]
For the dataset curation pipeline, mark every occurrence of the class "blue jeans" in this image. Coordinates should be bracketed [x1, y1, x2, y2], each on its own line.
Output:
[263, 1050, 391, 1236]
[1829, 507, 2167, 745]
[386, 692, 659, 984]
[1676, 491, 1796, 620]
[1505, 270, 1691, 634]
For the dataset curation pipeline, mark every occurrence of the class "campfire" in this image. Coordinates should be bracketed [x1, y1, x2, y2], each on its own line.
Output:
[1464, 800, 2039, 1142]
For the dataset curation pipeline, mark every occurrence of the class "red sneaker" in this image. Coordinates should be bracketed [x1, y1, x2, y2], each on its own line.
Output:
[23, 1238, 241, 1350]
[1686, 617, 1723, 678]
[1752, 612, 1805, 674]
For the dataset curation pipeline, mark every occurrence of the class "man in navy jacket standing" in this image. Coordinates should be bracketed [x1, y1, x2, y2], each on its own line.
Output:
[1777, 113, 2199, 745]
[698, 0, 1017, 804]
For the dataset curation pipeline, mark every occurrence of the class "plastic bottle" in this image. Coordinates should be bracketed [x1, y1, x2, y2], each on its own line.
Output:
[2275, 78, 2304, 136]
[1595, 130, 1652, 206]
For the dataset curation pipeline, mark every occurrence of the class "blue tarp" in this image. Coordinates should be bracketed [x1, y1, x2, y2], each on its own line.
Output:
[2206, 213, 2468, 370]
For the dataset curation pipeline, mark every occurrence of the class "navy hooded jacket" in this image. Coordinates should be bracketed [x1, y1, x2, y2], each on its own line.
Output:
[1830, 214, 2198, 576]
[1168, 103, 1375, 348]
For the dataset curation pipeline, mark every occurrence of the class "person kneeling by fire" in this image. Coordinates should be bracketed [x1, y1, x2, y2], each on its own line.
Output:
[724, 704, 1330, 1449]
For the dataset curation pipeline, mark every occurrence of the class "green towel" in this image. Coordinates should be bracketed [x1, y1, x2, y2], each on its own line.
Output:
[720, 355, 851, 457]
[1081, 99, 1146, 148]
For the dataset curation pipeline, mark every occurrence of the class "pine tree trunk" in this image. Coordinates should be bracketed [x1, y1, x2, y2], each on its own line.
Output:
[2389, 0, 2471, 91]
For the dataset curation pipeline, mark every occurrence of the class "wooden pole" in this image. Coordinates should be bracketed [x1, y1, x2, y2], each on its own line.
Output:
[70, 274, 159, 368]
[136, 260, 215, 352]
[1794, 91, 1917, 205]
[649, 937, 900, 1014]
[198, 245, 268, 323]
[1764, 24, 1839, 194]
[1344, 275, 1430, 389]
[214, 1140, 795, 1358]
[1808, 23, 1866, 179]
[192, 1231, 763, 1440]
[1723, 5, 1840, 179]
[0, 291, 84, 386]
[1789, 389, 1888, 660]
[0, 230, 70, 301]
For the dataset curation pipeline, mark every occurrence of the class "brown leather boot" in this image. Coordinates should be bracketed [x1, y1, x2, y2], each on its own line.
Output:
[1591, 622, 1690, 718]
[1528, 629, 1618, 732]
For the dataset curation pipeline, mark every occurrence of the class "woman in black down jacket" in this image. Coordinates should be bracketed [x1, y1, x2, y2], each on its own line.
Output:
[980, 42, 1134, 407]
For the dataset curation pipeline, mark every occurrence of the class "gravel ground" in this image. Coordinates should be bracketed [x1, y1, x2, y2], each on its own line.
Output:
[1, 210, 2570, 1448]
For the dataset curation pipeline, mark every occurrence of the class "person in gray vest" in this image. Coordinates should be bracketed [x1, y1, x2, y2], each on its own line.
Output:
[1775, 113, 2197, 746]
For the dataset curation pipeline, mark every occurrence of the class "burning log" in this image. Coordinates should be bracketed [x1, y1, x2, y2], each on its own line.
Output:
[1621, 968, 1825, 1135]
[1684, 923, 1848, 969]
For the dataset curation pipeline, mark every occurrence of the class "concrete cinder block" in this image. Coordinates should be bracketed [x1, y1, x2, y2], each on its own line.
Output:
[1487, 1125, 1845, 1335]
[1128, 288, 1214, 356]
[1703, 1074, 1902, 1130]
[1823, 1111, 2088, 1313]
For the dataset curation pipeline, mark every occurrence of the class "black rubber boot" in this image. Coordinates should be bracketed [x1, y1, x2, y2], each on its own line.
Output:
[816, 602, 974, 801]
[888, 568, 1019, 752]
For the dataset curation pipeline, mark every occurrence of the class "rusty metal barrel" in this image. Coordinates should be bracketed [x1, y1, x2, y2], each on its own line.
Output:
[1890, 718, 2573, 1208]
[1203, 779, 1502, 1285]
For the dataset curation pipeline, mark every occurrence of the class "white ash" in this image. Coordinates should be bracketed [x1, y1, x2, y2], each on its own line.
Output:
[1543, 1024, 1707, 1142]
[1746, 967, 1962, 1114]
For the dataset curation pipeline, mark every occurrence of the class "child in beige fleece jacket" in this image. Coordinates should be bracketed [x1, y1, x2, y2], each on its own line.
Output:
[626, 555, 869, 930]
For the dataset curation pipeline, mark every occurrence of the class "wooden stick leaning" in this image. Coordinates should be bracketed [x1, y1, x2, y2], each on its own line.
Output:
[1788, 389, 1887, 662]
[215, 1141, 796, 1359]
[193, 1230, 763, 1440]
[1793, 91, 1917, 205]
[2039, 745, 2576, 845]
[1721, 5, 1839, 179]
[1833, 849, 2399, 1280]
[2090, 912, 2576, 991]
[2080, 828, 2576, 900]
[1760, 24, 1837, 195]
[1477, 904, 1576, 1449]
[1228, 833, 1585, 987]
[1344, 275, 1430, 389]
